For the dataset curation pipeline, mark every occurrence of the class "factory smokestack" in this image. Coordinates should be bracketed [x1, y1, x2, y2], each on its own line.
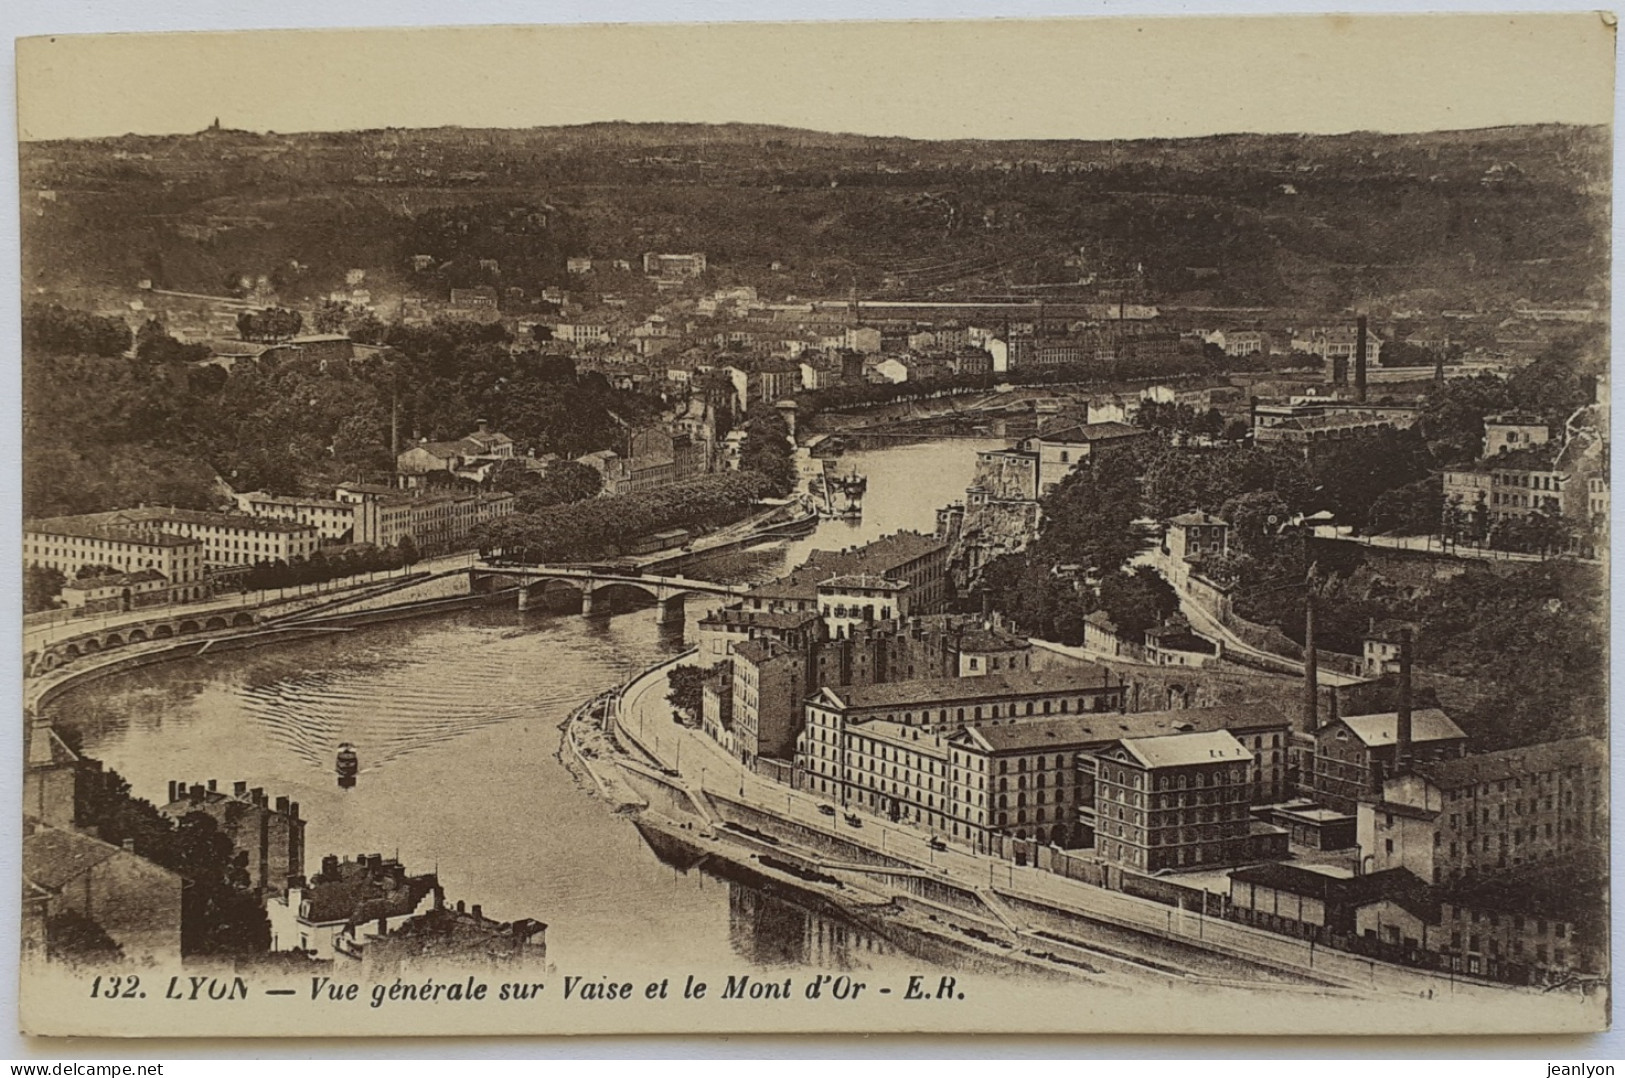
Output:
[1355, 314, 1368, 403]
[1303, 593, 1319, 731]
[1395, 626, 1414, 775]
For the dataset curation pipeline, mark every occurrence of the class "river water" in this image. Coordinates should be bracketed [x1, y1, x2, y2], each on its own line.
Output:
[47, 440, 1004, 977]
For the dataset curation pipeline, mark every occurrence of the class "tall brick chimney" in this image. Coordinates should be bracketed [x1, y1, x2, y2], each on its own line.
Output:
[1354, 314, 1368, 403]
[1395, 626, 1414, 774]
[1303, 593, 1319, 732]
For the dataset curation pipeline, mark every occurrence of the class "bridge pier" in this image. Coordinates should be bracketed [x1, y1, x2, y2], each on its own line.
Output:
[580, 588, 598, 617]
[658, 593, 686, 626]
[516, 584, 529, 612]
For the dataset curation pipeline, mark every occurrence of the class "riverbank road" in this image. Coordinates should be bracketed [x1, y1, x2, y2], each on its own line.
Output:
[24, 552, 479, 651]
[615, 656, 1580, 1006]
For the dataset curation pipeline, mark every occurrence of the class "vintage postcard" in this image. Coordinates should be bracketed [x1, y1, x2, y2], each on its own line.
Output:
[14, 14, 1614, 1038]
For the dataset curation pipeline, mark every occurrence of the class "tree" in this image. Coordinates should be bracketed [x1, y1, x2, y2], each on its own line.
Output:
[1035, 458, 1145, 577]
[236, 308, 304, 343]
[135, 319, 209, 364]
[172, 814, 271, 956]
[666, 665, 707, 726]
[71, 765, 271, 956]
[1097, 566, 1178, 639]
[1218, 490, 1294, 561]
[1309, 428, 1431, 524]
[1367, 476, 1443, 536]
[313, 301, 350, 334]
[22, 304, 130, 357]
[529, 460, 603, 509]
[1417, 375, 1514, 466]
[23, 565, 65, 614]
[737, 405, 797, 496]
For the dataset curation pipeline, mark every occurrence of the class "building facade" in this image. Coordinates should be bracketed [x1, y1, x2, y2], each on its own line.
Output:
[1092, 730, 1258, 873]
[1357, 737, 1607, 885]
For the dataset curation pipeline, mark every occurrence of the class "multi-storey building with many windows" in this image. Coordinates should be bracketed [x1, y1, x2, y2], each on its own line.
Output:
[797, 696, 1289, 852]
[24, 517, 208, 603]
[1313, 709, 1469, 814]
[1357, 737, 1607, 885]
[1091, 730, 1261, 873]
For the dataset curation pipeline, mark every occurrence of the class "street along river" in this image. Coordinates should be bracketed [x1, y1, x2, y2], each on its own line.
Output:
[46, 441, 1009, 978]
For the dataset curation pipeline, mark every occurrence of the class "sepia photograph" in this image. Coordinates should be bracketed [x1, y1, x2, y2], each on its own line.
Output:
[10, 11, 1615, 1041]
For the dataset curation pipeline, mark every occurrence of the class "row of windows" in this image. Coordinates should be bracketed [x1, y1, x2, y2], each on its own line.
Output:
[1492, 471, 1561, 490]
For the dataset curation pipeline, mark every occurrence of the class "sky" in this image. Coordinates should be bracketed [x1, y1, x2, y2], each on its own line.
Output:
[14, 12, 1617, 143]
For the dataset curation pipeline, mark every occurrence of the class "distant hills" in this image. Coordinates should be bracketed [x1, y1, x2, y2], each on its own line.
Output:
[20, 121, 1610, 313]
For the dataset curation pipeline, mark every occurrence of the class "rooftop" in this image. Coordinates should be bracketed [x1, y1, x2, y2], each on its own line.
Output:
[952, 627, 1030, 653]
[1466, 442, 1564, 473]
[242, 492, 350, 510]
[1416, 737, 1605, 791]
[25, 516, 201, 547]
[300, 855, 440, 926]
[1168, 511, 1228, 527]
[819, 574, 908, 592]
[1229, 861, 1420, 906]
[1116, 729, 1251, 769]
[62, 569, 169, 590]
[1336, 709, 1467, 747]
[24, 824, 171, 892]
[699, 608, 823, 632]
[830, 667, 1115, 713]
[952, 702, 1287, 754]
[1037, 421, 1147, 444]
[850, 719, 950, 758]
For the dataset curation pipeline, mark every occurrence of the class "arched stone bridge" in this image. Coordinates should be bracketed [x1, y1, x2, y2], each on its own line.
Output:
[471, 563, 748, 622]
[30, 609, 262, 673]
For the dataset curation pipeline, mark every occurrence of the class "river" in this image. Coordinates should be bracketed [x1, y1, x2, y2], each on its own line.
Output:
[47, 440, 1005, 978]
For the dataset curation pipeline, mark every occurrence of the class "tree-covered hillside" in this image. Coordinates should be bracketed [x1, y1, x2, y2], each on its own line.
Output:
[21, 122, 1609, 311]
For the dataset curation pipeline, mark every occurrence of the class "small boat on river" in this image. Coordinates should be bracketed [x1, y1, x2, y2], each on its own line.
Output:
[336, 742, 359, 781]
[812, 464, 866, 520]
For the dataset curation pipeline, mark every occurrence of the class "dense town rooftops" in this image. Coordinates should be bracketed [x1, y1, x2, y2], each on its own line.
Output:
[1035, 421, 1146, 444]
[301, 855, 440, 926]
[819, 574, 907, 592]
[1460, 443, 1564, 472]
[826, 667, 1114, 712]
[373, 906, 548, 953]
[1337, 709, 1467, 747]
[952, 627, 1029, 653]
[1415, 737, 1606, 790]
[730, 638, 794, 667]
[743, 531, 946, 602]
[698, 608, 823, 632]
[1115, 730, 1250, 769]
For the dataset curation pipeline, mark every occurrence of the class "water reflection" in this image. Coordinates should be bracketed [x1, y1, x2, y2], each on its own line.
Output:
[44, 441, 998, 977]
